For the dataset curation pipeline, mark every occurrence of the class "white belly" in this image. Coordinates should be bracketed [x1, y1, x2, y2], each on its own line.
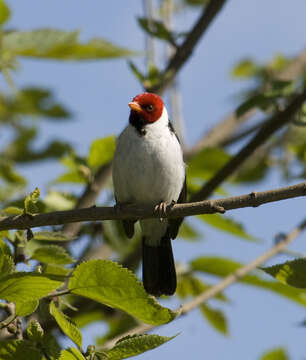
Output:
[113, 124, 185, 207]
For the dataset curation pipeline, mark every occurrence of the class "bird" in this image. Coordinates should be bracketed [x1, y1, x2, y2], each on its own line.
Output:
[112, 92, 186, 297]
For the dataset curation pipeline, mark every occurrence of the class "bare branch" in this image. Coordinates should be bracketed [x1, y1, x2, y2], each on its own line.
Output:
[102, 216, 306, 349]
[148, 0, 228, 94]
[0, 182, 305, 231]
[191, 89, 306, 202]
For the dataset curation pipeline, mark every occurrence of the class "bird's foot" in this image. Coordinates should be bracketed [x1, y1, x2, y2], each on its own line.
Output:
[155, 201, 169, 222]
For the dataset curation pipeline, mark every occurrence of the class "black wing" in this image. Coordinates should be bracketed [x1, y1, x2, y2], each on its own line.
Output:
[168, 176, 187, 239]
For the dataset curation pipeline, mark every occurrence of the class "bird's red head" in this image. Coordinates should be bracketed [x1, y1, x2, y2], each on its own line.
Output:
[128, 92, 164, 123]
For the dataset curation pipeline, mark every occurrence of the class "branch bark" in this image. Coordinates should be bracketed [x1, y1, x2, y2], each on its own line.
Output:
[102, 216, 306, 349]
[0, 182, 305, 231]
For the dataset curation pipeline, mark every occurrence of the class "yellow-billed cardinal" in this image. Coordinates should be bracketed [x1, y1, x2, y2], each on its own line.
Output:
[112, 92, 186, 296]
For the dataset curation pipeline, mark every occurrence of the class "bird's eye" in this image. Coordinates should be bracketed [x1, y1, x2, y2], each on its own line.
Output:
[145, 104, 154, 112]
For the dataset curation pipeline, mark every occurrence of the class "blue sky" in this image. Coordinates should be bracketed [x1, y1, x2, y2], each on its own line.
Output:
[5, 0, 306, 359]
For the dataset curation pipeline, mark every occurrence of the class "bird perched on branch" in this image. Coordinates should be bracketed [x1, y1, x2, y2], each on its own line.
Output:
[112, 92, 186, 296]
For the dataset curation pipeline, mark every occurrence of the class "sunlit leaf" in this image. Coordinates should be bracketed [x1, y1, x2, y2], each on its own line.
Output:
[24, 187, 40, 214]
[44, 190, 76, 211]
[0, 272, 63, 304]
[191, 256, 306, 306]
[31, 245, 75, 265]
[0, 0, 10, 26]
[1, 206, 23, 215]
[0, 340, 42, 360]
[59, 348, 85, 360]
[15, 300, 39, 317]
[68, 260, 177, 325]
[262, 258, 306, 288]
[231, 59, 258, 78]
[88, 136, 116, 169]
[27, 320, 44, 343]
[198, 214, 257, 241]
[33, 231, 71, 242]
[178, 222, 200, 241]
[3, 29, 135, 60]
[176, 274, 227, 302]
[200, 303, 228, 335]
[260, 347, 288, 360]
[50, 301, 82, 349]
[138, 17, 176, 45]
[0, 254, 14, 276]
[188, 147, 231, 179]
[99, 334, 176, 360]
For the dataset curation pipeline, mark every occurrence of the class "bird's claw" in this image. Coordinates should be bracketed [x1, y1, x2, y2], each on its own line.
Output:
[155, 201, 169, 222]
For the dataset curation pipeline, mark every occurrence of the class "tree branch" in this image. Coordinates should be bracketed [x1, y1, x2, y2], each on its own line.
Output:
[191, 89, 306, 202]
[185, 50, 306, 159]
[102, 216, 306, 349]
[147, 0, 228, 94]
[0, 182, 305, 231]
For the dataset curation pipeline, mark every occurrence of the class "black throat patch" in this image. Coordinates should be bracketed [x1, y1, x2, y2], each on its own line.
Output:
[129, 111, 147, 136]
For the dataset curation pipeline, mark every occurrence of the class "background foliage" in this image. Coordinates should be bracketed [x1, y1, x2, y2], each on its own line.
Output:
[0, 0, 306, 359]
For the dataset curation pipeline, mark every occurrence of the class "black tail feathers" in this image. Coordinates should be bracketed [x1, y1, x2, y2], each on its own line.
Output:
[142, 235, 177, 297]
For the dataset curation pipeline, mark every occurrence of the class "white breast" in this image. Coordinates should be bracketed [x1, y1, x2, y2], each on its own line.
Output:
[112, 107, 185, 207]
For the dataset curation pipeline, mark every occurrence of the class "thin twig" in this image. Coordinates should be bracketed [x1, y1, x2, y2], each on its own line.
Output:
[148, 0, 228, 94]
[102, 217, 306, 349]
[0, 181, 305, 231]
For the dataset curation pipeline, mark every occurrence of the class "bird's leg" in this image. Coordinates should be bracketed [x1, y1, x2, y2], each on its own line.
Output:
[154, 201, 169, 222]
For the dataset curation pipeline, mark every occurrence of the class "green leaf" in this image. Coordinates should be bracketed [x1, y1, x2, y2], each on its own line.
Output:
[260, 347, 288, 360]
[0, 0, 10, 26]
[0, 340, 42, 360]
[261, 258, 306, 288]
[0, 237, 12, 256]
[59, 348, 85, 360]
[44, 190, 76, 211]
[176, 274, 227, 302]
[0, 254, 14, 276]
[100, 334, 176, 360]
[49, 301, 82, 349]
[138, 17, 176, 44]
[15, 300, 39, 316]
[0, 162, 27, 185]
[1, 206, 24, 215]
[55, 170, 87, 185]
[191, 256, 306, 306]
[188, 147, 231, 179]
[33, 231, 71, 242]
[0, 272, 63, 304]
[31, 245, 75, 265]
[24, 187, 40, 214]
[200, 304, 228, 335]
[88, 136, 116, 169]
[27, 320, 44, 343]
[178, 222, 200, 241]
[68, 260, 177, 325]
[128, 61, 145, 83]
[198, 214, 257, 241]
[3, 29, 135, 60]
[236, 94, 271, 117]
[231, 59, 258, 78]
